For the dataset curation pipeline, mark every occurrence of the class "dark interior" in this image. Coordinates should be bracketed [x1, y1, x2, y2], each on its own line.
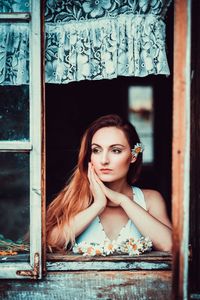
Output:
[45, 4, 173, 217]
[46, 75, 172, 216]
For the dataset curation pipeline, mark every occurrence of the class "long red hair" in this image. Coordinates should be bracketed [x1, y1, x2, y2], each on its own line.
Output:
[46, 114, 142, 251]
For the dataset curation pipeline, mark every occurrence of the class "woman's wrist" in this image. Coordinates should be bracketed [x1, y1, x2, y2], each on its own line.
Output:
[119, 195, 131, 207]
[92, 200, 106, 213]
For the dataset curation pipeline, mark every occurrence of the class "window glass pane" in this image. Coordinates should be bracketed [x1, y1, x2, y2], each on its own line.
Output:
[128, 86, 154, 164]
[0, 23, 29, 86]
[0, 152, 29, 259]
[0, 1, 30, 12]
[0, 86, 29, 140]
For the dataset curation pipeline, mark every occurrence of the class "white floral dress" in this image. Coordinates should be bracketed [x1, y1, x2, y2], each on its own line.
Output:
[76, 186, 147, 245]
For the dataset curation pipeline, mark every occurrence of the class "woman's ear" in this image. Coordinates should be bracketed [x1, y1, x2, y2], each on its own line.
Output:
[130, 155, 137, 163]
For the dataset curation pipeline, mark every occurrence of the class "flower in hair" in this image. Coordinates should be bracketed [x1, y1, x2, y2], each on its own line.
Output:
[131, 143, 144, 157]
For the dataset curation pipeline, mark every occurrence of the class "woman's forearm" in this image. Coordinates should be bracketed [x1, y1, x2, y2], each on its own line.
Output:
[49, 202, 105, 249]
[120, 197, 172, 251]
[72, 202, 105, 237]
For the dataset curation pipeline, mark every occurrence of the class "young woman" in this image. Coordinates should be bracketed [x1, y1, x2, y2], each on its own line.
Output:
[46, 114, 172, 253]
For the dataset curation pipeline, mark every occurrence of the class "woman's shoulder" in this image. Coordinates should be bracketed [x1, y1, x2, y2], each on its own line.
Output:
[140, 188, 165, 212]
[140, 188, 172, 229]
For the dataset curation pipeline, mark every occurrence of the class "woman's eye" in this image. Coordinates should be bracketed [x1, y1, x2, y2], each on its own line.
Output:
[112, 148, 122, 154]
[91, 148, 101, 154]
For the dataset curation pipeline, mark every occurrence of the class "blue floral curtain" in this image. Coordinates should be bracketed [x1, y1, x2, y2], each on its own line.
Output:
[0, 0, 30, 85]
[0, 0, 172, 85]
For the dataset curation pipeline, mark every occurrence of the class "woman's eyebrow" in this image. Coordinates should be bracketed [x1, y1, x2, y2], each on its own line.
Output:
[91, 143, 125, 148]
[110, 144, 126, 148]
[91, 143, 101, 147]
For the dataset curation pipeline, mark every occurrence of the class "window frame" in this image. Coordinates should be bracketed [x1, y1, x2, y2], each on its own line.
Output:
[172, 0, 191, 299]
[0, 2, 192, 297]
[0, 0, 43, 279]
[44, 3, 191, 298]
[46, 251, 172, 272]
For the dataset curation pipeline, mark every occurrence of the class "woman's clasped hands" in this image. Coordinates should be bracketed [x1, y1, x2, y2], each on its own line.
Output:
[87, 162, 128, 209]
[87, 162, 107, 211]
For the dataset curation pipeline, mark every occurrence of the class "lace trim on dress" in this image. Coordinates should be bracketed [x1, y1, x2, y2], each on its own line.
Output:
[97, 216, 131, 242]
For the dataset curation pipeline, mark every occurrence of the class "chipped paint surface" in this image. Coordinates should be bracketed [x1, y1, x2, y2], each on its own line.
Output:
[46, 252, 172, 271]
[46, 260, 171, 271]
[0, 271, 172, 299]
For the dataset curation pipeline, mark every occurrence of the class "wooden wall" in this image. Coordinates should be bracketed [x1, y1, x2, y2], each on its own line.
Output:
[189, 0, 200, 294]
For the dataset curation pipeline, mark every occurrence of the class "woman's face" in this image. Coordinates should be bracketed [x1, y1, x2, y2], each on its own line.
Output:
[90, 126, 134, 183]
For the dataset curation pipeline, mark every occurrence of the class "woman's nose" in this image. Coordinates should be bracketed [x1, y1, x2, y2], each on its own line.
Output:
[100, 151, 109, 165]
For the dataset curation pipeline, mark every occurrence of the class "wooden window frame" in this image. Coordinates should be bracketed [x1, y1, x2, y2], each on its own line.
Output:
[172, 0, 191, 299]
[44, 2, 191, 299]
[0, 1, 43, 279]
[46, 252, 172, 272]
[0, 2, 192, 298]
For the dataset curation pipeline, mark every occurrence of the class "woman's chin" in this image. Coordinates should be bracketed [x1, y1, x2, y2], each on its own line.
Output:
[99, 177, 113, 183]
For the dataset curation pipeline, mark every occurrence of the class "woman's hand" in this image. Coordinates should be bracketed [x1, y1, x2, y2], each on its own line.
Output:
[92, 171, 128, 206]
[88, 162, 107, 211]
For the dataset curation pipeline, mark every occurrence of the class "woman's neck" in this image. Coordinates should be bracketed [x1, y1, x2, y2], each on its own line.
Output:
[103, 179, 133, 209]
[104, 179, 130, 194]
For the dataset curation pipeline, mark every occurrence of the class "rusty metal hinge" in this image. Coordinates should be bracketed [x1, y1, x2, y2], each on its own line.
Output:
[16, 252, 40, 279]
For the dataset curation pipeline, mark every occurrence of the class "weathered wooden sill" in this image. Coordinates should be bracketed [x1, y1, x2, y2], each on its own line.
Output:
[46, 251, 172, 271]
[0, 251, 172, 272]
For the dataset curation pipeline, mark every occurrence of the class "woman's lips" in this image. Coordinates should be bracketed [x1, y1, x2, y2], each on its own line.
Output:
[100, 168, 112, 174]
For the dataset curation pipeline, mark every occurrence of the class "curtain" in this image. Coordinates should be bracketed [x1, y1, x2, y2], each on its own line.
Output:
[0, 0, 30, 85]
[0, 0, 172, 85]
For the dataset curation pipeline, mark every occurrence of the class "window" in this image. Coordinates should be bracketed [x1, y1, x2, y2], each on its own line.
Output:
[0, 1, 43, 279]
[128, 86, 154, 164]
[0, 2, 192, 299]
[45, 78, 172, 272]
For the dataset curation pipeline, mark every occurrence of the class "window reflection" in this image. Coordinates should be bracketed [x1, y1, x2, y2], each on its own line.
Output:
[0, 152, 29, 257]
[0, 86, 29, 141]
[128, 86, 154, 164]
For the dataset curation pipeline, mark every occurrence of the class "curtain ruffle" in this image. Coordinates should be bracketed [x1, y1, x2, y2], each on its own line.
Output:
[45, 14, 170, 84]
[0, 0, 172, 85]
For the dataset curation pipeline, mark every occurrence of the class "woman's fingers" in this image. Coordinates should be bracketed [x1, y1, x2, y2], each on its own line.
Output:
[93, 172, 106, 191]
[90, 166, 111, 196]
[88, 164, 125, 206]
[88, 163, 107, 209]
[88, 163, 96, 185]
[88, 163, 102, 192]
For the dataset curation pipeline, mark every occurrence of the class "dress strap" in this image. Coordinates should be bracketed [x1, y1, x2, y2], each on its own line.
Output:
[132, 186, 147, 210]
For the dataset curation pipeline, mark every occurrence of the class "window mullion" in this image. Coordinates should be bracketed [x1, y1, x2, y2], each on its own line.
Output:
[0, 1, 43, 280]
[29, 0, 42, 278]
[0, 142, 32, 151]
[0, 13, 31, 21]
